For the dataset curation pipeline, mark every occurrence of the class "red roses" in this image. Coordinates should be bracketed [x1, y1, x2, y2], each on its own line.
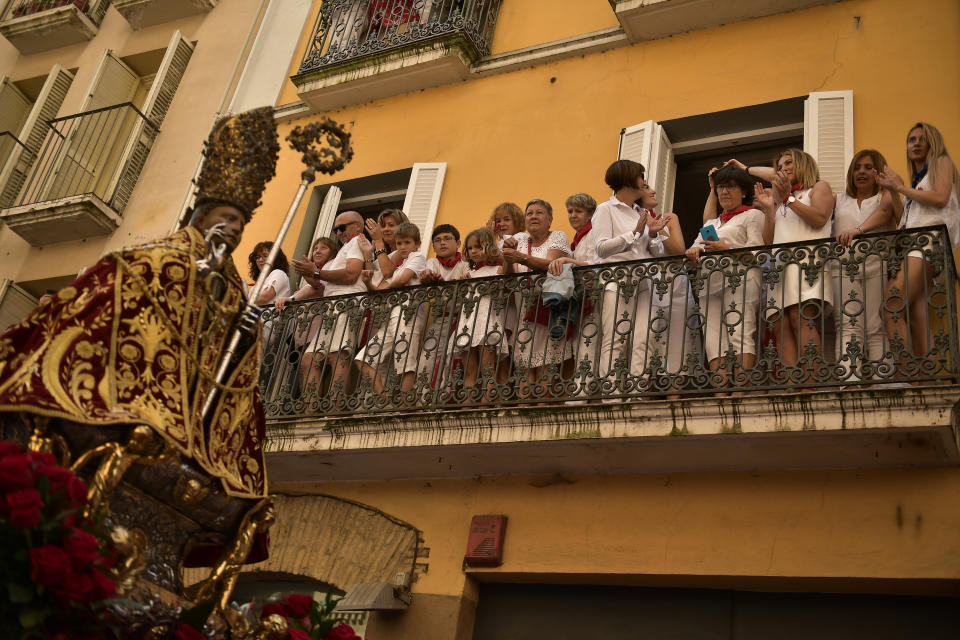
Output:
[324, 623, 362, 640]
[258, 592, 360, 640]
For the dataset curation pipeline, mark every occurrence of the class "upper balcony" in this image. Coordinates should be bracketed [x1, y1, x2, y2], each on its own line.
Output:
[0, 0, 110, 55]
[292, 0, 503, 112]
[112, 0, 217, 29]
[0, 102, 158, 245]
[261, 227, 960, 484]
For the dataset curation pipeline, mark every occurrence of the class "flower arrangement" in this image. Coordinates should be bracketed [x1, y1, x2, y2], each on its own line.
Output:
[0, 440, 119, 637]
[10, 0, 91, 19]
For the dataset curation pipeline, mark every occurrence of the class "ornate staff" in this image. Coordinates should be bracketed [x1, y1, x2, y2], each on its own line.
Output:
[200, 117, 354, 423]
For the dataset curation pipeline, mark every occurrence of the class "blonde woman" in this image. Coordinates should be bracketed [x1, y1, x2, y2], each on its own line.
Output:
[878, 122, 960, 364]
[832, 150, 902, 381]
[729, 150, 835, 385]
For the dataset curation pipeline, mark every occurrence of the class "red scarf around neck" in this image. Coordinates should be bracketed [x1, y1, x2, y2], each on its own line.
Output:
[570, 222, 592, 252]
[437, 252, 461, 269]
[470, 261, 496, 271]
[720, 205, 752, 224]
[782, 184, 803, 203]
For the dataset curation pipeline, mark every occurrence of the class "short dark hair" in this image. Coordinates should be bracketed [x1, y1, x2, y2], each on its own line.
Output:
[431, 224, 460, 242]
[605, 160, 645, 192]
[248, 241, 290, 280]
[712, 166, 755, 206]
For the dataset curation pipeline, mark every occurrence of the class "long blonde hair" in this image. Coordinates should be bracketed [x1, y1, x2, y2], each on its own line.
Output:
[773, 148, 820, 189]
[907, 122, 960, 197]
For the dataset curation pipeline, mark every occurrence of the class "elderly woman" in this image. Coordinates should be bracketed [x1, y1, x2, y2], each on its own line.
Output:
[832, 150, 902, 381]
[729, 150, 835, 386]
[502, 199, 571, 398]
[878, 122, 960, 368]
[686, 166, 765, 392]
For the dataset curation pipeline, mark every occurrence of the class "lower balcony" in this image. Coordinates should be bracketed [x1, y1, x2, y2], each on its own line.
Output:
[0, 103, 158, 246]
[0, 0, 109, 55]
[293, 0, 503, 112]
[260, 227, 960, 480]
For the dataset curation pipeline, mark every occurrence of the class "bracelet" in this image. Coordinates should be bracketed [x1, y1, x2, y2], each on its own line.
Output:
[856, 225, 863, 234]
[373, 248, 388, 258]
[313, 267, 321, 279]
[743, 165, 750, 175]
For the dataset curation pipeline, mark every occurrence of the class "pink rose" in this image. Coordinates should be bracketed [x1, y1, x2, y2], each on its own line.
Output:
[7, 488, 44, 529]
[324, 623, 360, 640]
[0, 453, 35, 491]
[31, 545, 72, 586]
[63, 527, 100, 569]
[283, 593, 314, 618]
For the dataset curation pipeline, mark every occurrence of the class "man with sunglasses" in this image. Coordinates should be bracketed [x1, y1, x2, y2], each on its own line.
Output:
[298, 211, 367, 403]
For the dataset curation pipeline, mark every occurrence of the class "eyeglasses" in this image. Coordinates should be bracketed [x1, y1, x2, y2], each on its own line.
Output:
[332, 221, 358, 233]
[433, 235, 455, 244]
[716, 184, 741, 192]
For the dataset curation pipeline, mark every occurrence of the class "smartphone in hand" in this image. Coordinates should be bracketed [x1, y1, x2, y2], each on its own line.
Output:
[699, 224, 719, 242]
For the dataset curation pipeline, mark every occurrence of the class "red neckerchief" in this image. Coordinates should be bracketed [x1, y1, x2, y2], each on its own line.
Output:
[570, 222, 592, 252]
[781, 184, 803, 203]
[470, 262, 496, 271]
[437, 252, 461, 269]
[720, 205, 752, 224]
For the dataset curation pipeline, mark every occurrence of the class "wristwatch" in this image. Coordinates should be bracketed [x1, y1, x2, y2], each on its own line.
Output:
[373, 247, 388, 258]
[786, 195, 797, 205]
[313, 267, 321, 279]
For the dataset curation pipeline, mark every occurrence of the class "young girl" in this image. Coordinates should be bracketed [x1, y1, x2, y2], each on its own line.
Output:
[878, 122, 960, 368]
[451, 228, 514, 399]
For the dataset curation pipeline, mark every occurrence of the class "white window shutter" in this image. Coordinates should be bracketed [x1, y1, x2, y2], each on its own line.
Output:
[0, 65, 73, 208]
[0, 280, 37, 332]
[804, 90, 853, 194]
[650, 124, 677, 214]
[619, 120, 654, 166]
[82, 51, 140, 111]
[0, 78, 31, 136]
[108, 32, 194, 213]
[140, 31, 194, 128]
[402, 162, 447, 240]
[314, 185, 343, 240]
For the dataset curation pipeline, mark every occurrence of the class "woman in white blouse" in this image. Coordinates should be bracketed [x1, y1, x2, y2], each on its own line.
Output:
[248, 241, 291, 305]
[591, 160, 671, 396]
[832, 149, 902, 381]
[730, 150, 835, 386]
[502, 199, 571, 398]
[686, 166, 765, 392]
[878, 122, 960, 365]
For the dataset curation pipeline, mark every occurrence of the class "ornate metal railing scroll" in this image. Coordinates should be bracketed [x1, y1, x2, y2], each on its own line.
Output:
[259, 227, 959, 420]
[298, 0, 503, 75]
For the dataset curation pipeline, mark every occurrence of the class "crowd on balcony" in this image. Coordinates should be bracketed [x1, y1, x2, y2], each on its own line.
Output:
[257, 122, 959, 409]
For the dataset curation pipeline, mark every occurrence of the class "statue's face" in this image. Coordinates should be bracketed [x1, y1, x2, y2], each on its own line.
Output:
[195, 205, 246, 253]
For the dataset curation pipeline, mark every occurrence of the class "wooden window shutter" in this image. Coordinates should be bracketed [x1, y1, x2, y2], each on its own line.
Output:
[0, 280, 37, 332]
[110, 31, 194, 213]
[0, 65, 73, 208]
[0, 78, 31, 136]
[402, 163, 447, 240]
[804, 90, 853, 194]
[82, 51, 140, 111]
[619, 120, 654, 166]
[619, 120, 676, 213]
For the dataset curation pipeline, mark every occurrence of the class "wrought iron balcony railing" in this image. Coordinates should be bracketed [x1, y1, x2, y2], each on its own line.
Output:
[1, 0, 106, 23]
[259, 227, 959, 421]
[297, 0, 503, 75]
[0, 131, 35, 208]
[11, 102, 158, 215]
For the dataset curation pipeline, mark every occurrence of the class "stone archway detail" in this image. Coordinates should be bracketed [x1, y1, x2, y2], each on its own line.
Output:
[237, 494, 424, 591]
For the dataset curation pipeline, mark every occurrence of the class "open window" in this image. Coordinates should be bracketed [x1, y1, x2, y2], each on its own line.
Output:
[620, 92, 851, 246]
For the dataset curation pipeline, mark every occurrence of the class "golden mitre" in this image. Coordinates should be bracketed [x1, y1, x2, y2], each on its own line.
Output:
[194, 106, 280, 219]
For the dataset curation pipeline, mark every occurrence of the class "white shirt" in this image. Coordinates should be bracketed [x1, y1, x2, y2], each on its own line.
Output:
[833, 192, 890, 235]
[773, 188, 833, 244]
[902, 172, 960, 251]
[322, 235, 366, 297]
[385, 250, 428, 287]
[692, 208, 765, 251]
[514, 230, 570, 273]
[261, 268, 290, 303]
[424, 255, 469, 281]
[592, 195, 656, 263]
[571, 227, 597, 265]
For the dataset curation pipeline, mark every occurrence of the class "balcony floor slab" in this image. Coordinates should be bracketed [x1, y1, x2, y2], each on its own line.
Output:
[1, 194, 120, 245]
[0, 5, 97, 55]
[265, 386, 960, 483]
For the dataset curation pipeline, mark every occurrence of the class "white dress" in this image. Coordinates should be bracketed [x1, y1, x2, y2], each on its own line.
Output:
[513, 230, 571, 369]
[451, 264, 508, 355]
[832, 192, 891, 372]
[766, 188, 835, 319]
[901, 172, 960, 254]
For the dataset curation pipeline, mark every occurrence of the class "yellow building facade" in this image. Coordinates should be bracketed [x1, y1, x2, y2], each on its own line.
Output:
[241, 0, 960, 638]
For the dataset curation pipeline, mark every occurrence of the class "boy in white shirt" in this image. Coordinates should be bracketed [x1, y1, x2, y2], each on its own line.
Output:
[355, 223, 428, 395]
[420, 224, 468, 282]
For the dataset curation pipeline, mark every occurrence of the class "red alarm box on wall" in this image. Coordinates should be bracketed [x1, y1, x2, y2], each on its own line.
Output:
[464, 515, 507, 567]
